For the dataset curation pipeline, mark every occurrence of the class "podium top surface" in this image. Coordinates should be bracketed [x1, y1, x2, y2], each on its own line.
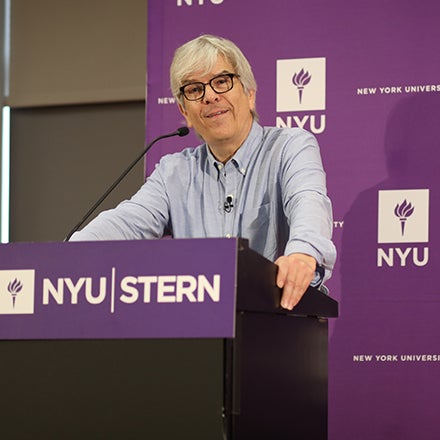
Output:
[237, 241, 338, 318]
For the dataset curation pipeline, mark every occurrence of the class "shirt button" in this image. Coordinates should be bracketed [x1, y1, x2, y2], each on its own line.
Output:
[225, 234, 231, 238]
[241, 167, 246, 174]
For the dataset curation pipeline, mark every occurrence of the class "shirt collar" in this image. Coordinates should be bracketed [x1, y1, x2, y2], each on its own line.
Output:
[206, 121, 263, 176]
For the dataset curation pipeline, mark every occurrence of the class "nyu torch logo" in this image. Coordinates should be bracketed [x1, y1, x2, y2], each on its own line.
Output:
[276, 57, 325, 112]
[7, 278, 23, 309]
[0, 270, 35, 314]
[394, 200, 415, 236]
[276, 57, 326, 134]
[292, 68, 312, 104]
[377, 189, 429, 268]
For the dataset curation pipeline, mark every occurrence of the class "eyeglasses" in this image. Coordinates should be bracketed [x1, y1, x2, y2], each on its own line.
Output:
[179, 73, 240, 101]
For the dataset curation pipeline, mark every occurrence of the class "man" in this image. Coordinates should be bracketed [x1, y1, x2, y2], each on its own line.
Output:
[71, 34, 336, 310]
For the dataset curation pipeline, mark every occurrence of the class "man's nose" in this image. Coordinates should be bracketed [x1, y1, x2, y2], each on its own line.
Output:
[203, 84, 220, 103]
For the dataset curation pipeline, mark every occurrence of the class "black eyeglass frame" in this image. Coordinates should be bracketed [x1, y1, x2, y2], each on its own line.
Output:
[179, 73, 240, 101]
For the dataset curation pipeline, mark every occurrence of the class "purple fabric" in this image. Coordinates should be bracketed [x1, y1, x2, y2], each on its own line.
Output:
[146, 1, 440, 438]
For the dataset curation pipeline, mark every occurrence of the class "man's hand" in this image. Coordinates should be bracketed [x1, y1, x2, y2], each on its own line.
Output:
[274, 253, 317, 310]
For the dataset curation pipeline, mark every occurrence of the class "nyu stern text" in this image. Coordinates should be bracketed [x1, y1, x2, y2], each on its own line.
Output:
[43, 272, 221, 312]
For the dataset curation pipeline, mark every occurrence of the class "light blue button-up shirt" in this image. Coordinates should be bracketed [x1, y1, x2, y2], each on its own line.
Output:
[71, 122, 336, 283]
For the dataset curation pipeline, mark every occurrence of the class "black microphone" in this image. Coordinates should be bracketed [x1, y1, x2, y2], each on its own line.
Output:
[224, 195, 234, 213]
[64, 127, 190, 241]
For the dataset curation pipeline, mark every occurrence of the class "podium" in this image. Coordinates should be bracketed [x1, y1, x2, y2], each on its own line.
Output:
[0, 238, 337, 439]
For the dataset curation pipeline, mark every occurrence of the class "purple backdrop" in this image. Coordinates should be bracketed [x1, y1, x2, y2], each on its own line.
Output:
[145, 1, 440, 438]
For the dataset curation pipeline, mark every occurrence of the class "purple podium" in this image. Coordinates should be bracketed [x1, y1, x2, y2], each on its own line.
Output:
[0, 238, 338, 439]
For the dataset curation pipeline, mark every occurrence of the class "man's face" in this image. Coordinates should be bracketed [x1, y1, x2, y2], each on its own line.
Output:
[178, 56, 255, 152]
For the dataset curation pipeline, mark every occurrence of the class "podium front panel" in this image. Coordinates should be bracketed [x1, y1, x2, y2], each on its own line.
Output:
[0, 338, 225, 439]
[0, 239, 238, 339]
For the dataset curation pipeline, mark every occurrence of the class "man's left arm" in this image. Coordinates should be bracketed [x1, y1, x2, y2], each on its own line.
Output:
[276, 129, 336, 309]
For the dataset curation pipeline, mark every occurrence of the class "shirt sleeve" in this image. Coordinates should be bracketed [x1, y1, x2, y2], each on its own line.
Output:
[280, 129, 337, 283]
[69, 163, 171, 242]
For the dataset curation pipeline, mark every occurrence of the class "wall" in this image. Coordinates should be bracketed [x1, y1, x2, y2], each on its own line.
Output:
[4, 0, 147, 242]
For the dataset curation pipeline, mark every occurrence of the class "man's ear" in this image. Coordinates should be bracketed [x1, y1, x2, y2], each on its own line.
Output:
[178, 103, 192, 128]
[248, 89, 256, 113]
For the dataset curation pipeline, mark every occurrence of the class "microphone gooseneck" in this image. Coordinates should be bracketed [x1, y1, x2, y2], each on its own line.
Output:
[64, 127, 189, 242]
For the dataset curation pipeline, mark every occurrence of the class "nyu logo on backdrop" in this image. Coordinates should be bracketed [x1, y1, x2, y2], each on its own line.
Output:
[277, 58, 326, 111]
[276, 58, 326, 134]
[377, 189, 429, 267]
[176, 0, 223, 6]
[0, 270, 35, 314]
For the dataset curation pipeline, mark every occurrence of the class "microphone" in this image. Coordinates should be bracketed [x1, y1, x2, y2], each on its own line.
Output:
[224, 195, 234, 213]
[64, 127, 190, 241]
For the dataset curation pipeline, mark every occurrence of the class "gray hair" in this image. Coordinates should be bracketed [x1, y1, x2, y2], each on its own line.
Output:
[170, 35, 257, 116]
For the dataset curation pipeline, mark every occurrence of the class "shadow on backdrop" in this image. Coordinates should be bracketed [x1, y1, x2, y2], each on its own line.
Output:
[329, 93, 440, 440]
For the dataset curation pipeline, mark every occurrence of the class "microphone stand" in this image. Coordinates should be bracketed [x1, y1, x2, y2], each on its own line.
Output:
[64, 127, 189, 242]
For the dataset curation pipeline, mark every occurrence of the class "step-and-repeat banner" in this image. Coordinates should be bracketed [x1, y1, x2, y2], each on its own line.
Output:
[145, 1, 439, 438]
